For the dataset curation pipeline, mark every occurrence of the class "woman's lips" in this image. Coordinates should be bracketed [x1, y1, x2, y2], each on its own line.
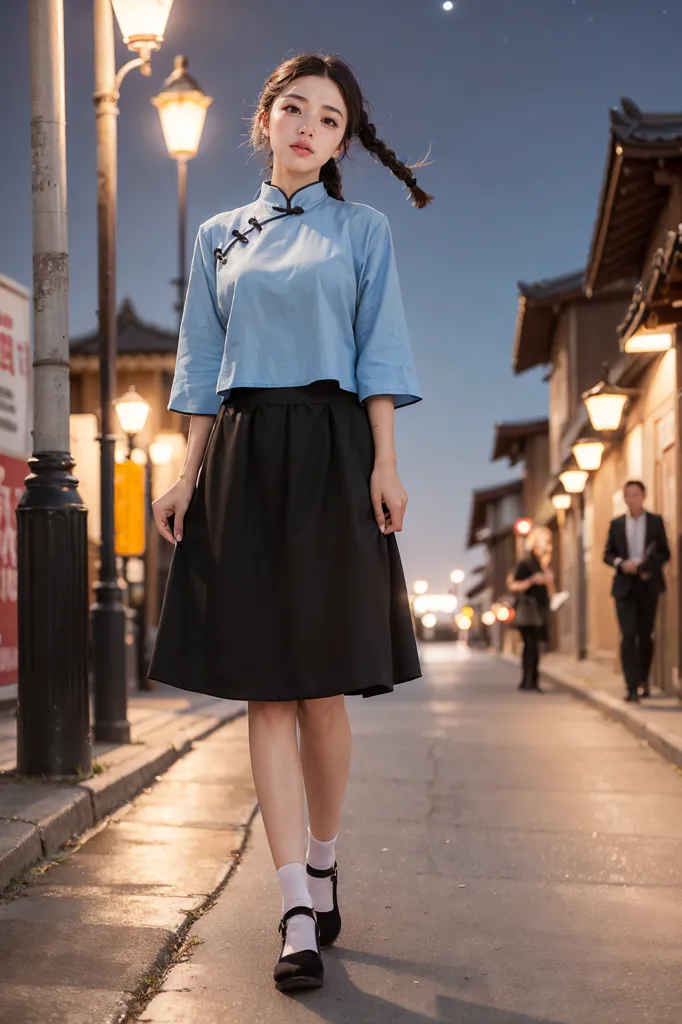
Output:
[290, 143, 313, 155]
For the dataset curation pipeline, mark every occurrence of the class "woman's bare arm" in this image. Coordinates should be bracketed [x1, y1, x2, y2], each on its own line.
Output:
[365, 395, 407, 535]
[152, 414, 215, 544]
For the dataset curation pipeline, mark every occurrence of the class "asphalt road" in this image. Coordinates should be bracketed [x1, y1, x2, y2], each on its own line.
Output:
[141, 643, 682, 1024]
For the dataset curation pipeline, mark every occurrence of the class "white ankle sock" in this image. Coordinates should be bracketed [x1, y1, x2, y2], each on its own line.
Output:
[276, 862, 317, 956]
[306, 831, 338, 914]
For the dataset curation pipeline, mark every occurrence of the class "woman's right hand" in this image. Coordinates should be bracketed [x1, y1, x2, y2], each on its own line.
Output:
[152, 477, 195, 544]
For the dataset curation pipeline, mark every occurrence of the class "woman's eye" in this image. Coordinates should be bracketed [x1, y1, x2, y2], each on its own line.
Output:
[283, 104, 301, 114]
[323, 117, 338, 129]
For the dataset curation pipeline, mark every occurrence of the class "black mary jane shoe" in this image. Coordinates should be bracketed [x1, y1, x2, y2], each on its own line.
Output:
[274, 905, 324, 993]
[307, 862, 341, 949]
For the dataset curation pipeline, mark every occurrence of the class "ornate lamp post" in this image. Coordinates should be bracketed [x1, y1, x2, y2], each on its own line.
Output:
[92, 0, 174, 743]
[152, 56, 213, 329]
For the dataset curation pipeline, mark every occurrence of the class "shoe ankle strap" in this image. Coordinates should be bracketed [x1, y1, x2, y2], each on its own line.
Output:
[306, 862, 337, 879]
[279, 904, 316, 938]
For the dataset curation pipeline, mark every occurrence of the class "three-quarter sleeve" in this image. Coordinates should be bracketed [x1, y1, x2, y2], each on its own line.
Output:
[168, 224, 226, 415]
[354, 216, 421, 408]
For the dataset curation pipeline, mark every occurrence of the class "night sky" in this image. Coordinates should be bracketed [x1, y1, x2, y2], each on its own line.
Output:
[1, 0, 680, 592]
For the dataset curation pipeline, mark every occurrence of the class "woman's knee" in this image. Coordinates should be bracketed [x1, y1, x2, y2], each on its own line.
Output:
[248, 699, 298, 728]
[297, 695, 346, 728]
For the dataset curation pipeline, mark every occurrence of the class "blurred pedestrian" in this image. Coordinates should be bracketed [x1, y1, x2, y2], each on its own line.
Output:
[509, 526, 554, 692]
[604, 480, 670, 702]
[148, 53, 432, 993]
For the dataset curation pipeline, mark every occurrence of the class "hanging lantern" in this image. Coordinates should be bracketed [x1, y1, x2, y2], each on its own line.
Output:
[111, 0, 175, 56]
[582, 362, 637, 432]
[558, 460, 589, 495]
[571, 437, 605, 472]
[152, 55, 213, 161]
[551, 490, 572, 512]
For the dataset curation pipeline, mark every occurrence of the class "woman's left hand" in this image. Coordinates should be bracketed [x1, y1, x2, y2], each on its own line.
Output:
[370, 461, 408, 535]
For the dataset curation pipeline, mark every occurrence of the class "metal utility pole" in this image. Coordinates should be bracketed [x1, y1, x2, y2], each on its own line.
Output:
[17, 0, 91, 778]
[176, 157, 188, 332]
[91, 0, 129, 743]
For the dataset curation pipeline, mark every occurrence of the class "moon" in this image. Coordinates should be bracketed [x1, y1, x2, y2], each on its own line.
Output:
[443, 1, 454, 10]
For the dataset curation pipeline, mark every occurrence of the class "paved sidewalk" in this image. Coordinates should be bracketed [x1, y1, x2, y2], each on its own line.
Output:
[499, 649, 682, 771]
[137, 644, 682, 1023]
[0, 712, 256, 1024]
[0, 685, 245, 893]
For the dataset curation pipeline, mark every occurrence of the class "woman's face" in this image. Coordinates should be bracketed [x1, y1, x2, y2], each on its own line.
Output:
[264, 75, 348, 179]
[533, 532, 551, 558]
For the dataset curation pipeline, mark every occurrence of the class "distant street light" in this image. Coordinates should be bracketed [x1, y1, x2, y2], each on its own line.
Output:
[513, 517, 532, 537]
[413, 579, 429, 595]
[115, 385, 152, 442]
[551, 490, 572, 512]
[481, 610, 496, 627]
[450, 568, 465, 585]
[149, 437, 174, 466]
[558, 458, 589, 495]
[92, 0, 174, 743]
[153, 55, 213, 329]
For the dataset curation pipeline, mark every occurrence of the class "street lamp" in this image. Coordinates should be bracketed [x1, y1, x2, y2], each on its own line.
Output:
[450, 568, 465, 585]
[92, 0, 173, 743]
[152, 56, 213, 329]
[551, 490, 572, 512]
[114, 385, 151, 453]
[110, 0, 174, 60]
[413, 579, 429, 595]
[572, 437, 605, 472]
[558, 461, 589, 495]
[582, 362, 637, 433]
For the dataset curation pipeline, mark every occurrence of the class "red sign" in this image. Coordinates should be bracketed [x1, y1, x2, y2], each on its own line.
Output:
[0, 456, 26, 684]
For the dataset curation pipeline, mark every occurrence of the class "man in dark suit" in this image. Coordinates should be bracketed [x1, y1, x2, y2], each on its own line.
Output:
[604, 480, 670, 702]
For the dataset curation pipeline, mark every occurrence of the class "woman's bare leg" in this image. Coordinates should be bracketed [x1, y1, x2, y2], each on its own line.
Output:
[298, 695, 352, 841]
[247, 699, 304, 866]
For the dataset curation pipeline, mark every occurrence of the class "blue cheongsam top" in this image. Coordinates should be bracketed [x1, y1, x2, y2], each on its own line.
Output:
[168, 179, 422, 415]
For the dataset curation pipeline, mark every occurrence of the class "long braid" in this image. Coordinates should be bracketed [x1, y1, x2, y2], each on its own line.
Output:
[320, 158, 344, 201]
[356, 110, 433, 209]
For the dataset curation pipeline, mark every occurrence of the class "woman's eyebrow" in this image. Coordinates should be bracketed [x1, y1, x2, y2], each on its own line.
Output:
[283, 92, 345, 119]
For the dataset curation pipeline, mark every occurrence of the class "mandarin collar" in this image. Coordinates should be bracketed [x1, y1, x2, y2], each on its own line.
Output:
[259, 179, 329, 213]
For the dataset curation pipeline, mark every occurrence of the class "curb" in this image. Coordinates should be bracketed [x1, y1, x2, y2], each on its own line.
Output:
[0, 707, 246, 894]
[497, 652, 682, 770]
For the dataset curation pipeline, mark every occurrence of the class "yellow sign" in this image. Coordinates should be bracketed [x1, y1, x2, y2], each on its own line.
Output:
[114, 459, 146, 556]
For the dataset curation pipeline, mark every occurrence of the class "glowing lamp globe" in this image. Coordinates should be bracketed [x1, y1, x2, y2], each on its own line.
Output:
[558, 468, 588, 495]
[149, 439, 173, 466]
[572, 438, 605, 472]
[111, 0, 174, 55]
[413, 580, 429, 595]
[152, 56, 213, 161]
[582, 364, 635, 433]
[114, 386, 151, 437]
[552, 492, 572, 512]
[422, 612, 438, 630]
[450, 568, 465, 585]
[496, 605, 511, 623]
[456, 614, 472, 631]
[481, 610, 496, 626]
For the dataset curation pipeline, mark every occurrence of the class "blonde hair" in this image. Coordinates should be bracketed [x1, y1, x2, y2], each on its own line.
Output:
[525, 526, 553, 556]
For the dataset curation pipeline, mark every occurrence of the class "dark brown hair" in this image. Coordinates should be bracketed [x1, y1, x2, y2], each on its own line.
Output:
[250, 53, 433, 210]
[624, 480, 646, 495]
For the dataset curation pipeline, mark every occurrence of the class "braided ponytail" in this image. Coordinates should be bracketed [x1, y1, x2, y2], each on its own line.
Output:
[319, 158, 344, 201]
[357, 111, 433, 210]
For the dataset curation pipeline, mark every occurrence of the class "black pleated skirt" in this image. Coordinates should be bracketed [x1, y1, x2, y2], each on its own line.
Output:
[148, 380, 421, 701]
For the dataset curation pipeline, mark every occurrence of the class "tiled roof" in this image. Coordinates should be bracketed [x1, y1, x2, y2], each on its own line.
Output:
[618, 224, 682, 344]
[586, 98, 682, 296]
[71, 299, 177, 355]
[466, 479, 523, 549]
[512, 271, 584, 374]
[491, 418, 549, 463]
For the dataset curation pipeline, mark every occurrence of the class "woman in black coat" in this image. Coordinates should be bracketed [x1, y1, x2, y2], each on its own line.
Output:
[509, 527, 554, 691]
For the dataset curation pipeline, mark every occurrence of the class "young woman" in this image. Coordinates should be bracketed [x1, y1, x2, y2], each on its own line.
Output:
[148, 53, 431, 992]
[509, 527, 554, 692]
